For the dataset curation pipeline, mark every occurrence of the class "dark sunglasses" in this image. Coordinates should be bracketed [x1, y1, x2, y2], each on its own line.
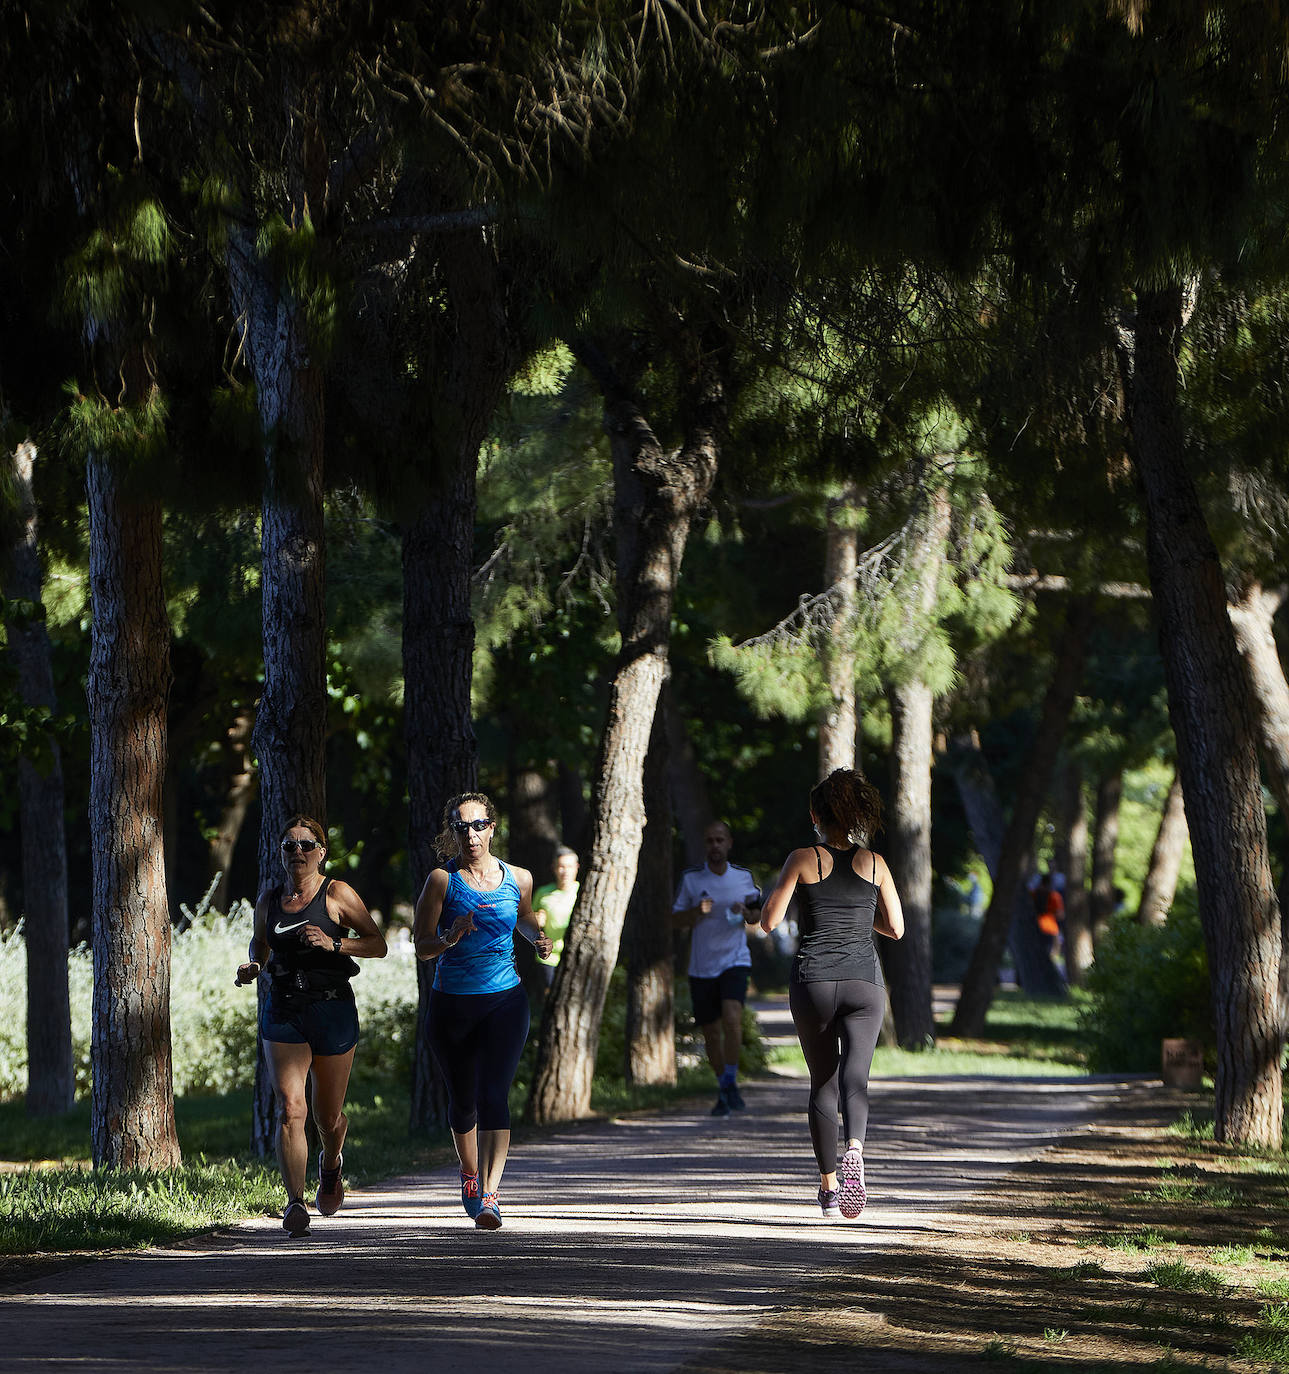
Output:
[450, 818, 493, 835]
[281, 838, 322, 854]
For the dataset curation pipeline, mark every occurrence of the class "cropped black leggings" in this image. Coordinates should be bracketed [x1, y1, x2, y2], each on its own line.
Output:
[425, 984, 530, 1134]
[788, 977, 885, 1174]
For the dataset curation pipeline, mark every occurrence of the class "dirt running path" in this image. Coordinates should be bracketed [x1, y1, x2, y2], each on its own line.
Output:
[0, 1068, 1145, 1373]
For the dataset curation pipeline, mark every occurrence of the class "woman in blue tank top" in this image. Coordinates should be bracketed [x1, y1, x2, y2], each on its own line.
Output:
[761, 769, 905, 1221]
[413, 791, 553, 1230]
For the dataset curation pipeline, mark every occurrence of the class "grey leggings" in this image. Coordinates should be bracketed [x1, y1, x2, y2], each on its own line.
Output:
[788, 977, 885, 1174]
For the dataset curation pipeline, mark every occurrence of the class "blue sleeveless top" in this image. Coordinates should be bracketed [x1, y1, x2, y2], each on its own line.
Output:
[791, 845, 883, 987]
[432, 860, 523, 995]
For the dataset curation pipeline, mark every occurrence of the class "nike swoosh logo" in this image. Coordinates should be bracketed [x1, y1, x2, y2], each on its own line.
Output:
[274, 919, 309, 936]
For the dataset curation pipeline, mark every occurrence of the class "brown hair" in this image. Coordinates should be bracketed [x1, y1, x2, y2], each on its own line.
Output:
[433, 791, 498, 862]
[280, 813, 326, 847]
[809, 768, 883, 845]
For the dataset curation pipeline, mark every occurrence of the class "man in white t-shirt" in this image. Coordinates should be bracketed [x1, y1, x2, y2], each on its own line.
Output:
[671, 821, 762, 1116]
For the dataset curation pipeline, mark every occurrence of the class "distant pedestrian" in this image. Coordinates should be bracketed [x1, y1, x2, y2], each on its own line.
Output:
[412, 792, 553, 1230]
[532, 845, 580, 987]
[761, 769, 904, 1220]
[671, 821, 762, 1117]
[236, 815, 388, 1238]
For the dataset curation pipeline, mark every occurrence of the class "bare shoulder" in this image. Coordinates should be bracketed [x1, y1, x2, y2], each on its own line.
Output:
[508, 863, 534, 893]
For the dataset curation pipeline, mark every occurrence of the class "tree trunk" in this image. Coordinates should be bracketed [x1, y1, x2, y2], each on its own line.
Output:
[663, 682, 711, 867]
[86, 452, 181, 1170]
[1131, 284, 1281, 1148]
[528, 332, 724, 1123]
[882, 483, 950, 1048]
[207, 706, 257, 914]
[1089, 769, 1123, 946]
[229, 232, 329, 1156]
[1226, 581, 1289, 1040]
[5, 440, 73, 1116]
[507, 763, 560, 876]
[623, 697, 677, 1085]
[403, 467, 479, 1134]
[1136, 769, 1187, 926]
[818, 484, 860, 777]
[1054, 759, 1093, 986]
[950, 597, 1094, 1036]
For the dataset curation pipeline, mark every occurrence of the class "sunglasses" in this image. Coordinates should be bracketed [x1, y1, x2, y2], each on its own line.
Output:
[450, 818, 494, 835]
[281, 838, 322, 854]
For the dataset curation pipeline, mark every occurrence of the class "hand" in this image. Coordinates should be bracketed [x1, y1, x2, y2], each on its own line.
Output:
[697, 896, 714, 915]
[235, 961, 261, 987]
[534, 935, 554, 960]
[443, 914, 475, 948]
[297, 924, 329, 950]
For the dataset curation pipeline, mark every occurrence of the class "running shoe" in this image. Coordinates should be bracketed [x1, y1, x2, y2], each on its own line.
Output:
[725, 1082, 746, 1111]
[460, 1169, 483, 1219]
[710, 1088, 732, 1117]
[282, 1198, 310, 1237]
[838, 1146, 867, 1218]
[475, 1191, 502, 1230]
[315, 1150, 344, 1216]
[818, 1187, 841, 1218]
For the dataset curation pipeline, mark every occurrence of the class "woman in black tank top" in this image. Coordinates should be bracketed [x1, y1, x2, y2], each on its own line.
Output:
[761, 769, 904, 1221]
[235, 814, 387, 1237]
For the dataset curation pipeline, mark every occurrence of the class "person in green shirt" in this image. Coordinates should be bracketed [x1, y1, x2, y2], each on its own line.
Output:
[532, 846, 579, 986]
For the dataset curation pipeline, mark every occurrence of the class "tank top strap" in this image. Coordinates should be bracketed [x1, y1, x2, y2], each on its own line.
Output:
[813, 845, 823, 881]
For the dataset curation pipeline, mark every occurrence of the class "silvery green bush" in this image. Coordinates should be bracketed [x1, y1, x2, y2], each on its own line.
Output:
[0, 901, 419, 1100]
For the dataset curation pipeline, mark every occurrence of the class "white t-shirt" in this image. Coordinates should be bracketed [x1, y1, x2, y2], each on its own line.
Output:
[673, 862, 760, 978]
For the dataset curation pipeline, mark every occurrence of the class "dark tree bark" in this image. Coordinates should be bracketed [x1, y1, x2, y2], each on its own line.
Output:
[5, 440, 73, 1116]
[950, 597, 1094, 1036]
[663, 683, 711, 867]
[508, 763, 560, 876]
[1054, 759, 1093, 986]
[229, 230, 329, 1156]
[623, 697, 676, 1085]
[401, 215, 517, 1134]
[1136, 769, 1187, 926]
[207, 706, 257, 914]
[1130, 285, 1281, 1148]
[87, 452, 181, 1170]
[1089, 768, 1123, 947]
[528, 330, 725, 1123]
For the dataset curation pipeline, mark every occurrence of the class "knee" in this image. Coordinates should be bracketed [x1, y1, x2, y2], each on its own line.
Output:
[276, 1094, 308, 1131]
[313, 1104, 346, 1138]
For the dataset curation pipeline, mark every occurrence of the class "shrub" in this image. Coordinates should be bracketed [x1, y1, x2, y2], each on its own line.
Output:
[1081, 905, 1211, 1073]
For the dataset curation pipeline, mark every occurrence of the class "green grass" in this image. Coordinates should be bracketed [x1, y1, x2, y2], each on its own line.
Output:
[1237, 1303, 1289, 1362]
[1144, 1259, 1228, 1295]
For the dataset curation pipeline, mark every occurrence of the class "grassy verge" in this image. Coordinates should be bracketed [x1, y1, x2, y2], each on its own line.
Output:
[768, 987, 1092, 1078]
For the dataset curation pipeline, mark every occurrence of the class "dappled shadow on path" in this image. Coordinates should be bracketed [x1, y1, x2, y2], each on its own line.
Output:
[0, 1075, 1155, 1373]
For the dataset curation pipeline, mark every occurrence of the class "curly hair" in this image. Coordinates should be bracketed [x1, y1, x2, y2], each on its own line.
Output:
[433, 791, 498, 862]
[809, 768, 883, 845]
[280, 813, 326, 847]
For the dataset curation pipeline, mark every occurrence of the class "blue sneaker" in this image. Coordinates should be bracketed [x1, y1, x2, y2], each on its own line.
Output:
[460, 1170, 482, 1219]
[710, 1087, 732, 1117]
[475, 1191, 502, 1230]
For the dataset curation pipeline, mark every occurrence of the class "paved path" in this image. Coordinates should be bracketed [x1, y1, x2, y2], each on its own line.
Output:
[0, 1061, 1142, 1373]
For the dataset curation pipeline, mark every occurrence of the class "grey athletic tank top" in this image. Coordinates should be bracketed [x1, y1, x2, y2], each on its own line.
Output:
[791, 845, 883, 986]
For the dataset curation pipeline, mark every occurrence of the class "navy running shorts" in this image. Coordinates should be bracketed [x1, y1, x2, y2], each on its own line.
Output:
[260, 993, 359, 1057]
[689, 967, 750, 1026]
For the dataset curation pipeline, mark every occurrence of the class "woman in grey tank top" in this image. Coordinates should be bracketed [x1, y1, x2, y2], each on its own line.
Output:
[761, 769, 904, 1219]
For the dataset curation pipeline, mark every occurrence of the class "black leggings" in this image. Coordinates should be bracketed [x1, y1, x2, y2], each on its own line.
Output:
[425, 984, 530, 1134]
[788, 977, 885, 1174]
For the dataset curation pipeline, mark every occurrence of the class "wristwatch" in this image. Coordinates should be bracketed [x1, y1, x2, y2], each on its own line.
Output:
[332, 937, 342, 955]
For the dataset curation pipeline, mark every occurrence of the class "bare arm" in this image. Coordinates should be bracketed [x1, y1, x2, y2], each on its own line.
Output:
[412, 869, 469, 960]
[761, 851, 810, 933]
[235, 894, 272, 986]
[301, 879, 387, 958]
[512, 867, 555, 960]
[873, 855, 905, 940]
